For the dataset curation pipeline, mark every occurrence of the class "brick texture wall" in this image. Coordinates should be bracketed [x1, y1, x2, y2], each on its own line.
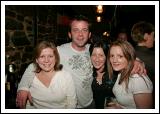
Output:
[5, 6, 61, 80]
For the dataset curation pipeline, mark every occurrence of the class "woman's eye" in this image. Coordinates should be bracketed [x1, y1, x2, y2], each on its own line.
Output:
[40, 55, 44, 58]
[119, 55, 123, 58]
[49, 55, 54, 58]
[110, 55, 114, 58]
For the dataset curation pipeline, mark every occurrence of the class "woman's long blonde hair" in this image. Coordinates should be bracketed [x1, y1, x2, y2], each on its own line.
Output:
[107, 40, 136, 89]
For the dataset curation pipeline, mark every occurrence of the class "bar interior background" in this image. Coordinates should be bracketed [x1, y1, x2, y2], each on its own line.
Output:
[5, 5, 155, 108]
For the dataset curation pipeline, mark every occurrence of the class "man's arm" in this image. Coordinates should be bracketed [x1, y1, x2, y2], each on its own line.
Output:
[16, 63, 35, 108]
[17, 63, 35, 91]
[131, 58, 147, 75]
[16, 90, 33, 108]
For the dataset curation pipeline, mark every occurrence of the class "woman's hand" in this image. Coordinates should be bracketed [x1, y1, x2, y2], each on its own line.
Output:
[105, 102, 123, 109]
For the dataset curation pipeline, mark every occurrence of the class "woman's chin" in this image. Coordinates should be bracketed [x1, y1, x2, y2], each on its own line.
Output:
[113, 68, 121, 71]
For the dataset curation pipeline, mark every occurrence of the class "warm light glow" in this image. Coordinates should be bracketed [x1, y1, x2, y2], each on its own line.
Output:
[103, 31, 110, 37]
[97, 5, 103, 13]
[103, 32, 107, 36]
[97, 16, 101, 22]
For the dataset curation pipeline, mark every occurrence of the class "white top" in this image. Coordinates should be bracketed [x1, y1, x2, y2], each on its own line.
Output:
[112, 73, 153, 108]
[18, 42, 93, 108]
[26, 69, 77, 109]
[57, 43, 93, 108]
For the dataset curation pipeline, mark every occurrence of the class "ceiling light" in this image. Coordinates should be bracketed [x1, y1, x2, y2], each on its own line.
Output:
[97, 16, 101, 22]
[97, 5, 103, 14]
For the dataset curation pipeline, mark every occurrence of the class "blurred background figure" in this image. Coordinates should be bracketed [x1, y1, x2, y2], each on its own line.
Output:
[131, 21, 155, 49]
[116, 28, 136, 47]
[131, 21, 155, 108]
[116, 28, 128, 41]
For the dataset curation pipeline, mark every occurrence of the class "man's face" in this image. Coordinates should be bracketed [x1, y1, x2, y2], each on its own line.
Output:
[117, 33, 128, 41]
[144, 32, 155, 48]
[68, 20, 91, 49]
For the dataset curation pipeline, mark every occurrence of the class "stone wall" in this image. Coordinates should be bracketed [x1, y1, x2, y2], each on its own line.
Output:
[5, 6, 59, 80]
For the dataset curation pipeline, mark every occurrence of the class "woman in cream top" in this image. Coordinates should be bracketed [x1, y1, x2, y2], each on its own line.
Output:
[107, 40, 153, 109]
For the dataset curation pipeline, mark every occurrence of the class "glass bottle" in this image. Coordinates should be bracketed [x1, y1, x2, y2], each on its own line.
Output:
[5, 64, 16, 108]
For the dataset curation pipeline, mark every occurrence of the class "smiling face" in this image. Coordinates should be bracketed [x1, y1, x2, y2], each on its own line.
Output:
[36, 48, 56, 72]
[68, 20, 91, 51]
[91, 47, 106, 71]
[109, 46, 128, 71]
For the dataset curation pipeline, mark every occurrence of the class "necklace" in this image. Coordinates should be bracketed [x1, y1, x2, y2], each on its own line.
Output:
[96, 72, 104, 85]
[96, 79, 102, 85]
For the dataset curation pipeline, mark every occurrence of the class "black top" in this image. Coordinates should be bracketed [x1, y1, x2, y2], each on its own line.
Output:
[92, 71, 117, 109]
[135, 46, 155, 83]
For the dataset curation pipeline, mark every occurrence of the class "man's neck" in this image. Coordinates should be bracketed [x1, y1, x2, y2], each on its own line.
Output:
[71, 43, 86, 51]
[138, 43, 145, 47]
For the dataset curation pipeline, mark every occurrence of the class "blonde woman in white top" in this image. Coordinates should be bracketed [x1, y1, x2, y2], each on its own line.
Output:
[106, 40, 153, 109]
[16, 41, 77, 109]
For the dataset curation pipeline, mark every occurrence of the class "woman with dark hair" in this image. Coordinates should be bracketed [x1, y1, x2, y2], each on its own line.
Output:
[89, 40, 116, 109]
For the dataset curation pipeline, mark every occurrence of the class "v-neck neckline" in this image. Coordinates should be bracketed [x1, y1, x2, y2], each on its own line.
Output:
[35, 72, 57, 88]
